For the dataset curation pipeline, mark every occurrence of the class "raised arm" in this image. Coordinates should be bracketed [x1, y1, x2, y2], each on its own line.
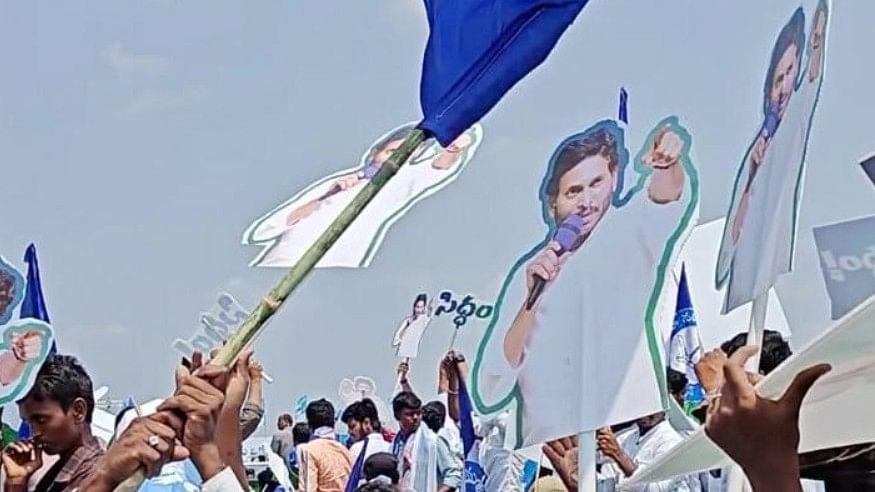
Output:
[643, 126, 686, 205]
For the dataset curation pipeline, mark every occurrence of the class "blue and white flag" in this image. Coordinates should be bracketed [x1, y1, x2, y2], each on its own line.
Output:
[419, 0, 591, 146]
[18, 244, 55, 439]
[458, 379, 486, 492]
[669, 265, 705, 405]
[295, 395, 308, 420]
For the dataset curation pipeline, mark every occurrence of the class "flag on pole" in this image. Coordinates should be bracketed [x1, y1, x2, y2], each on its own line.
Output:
[294, 395, 308, 421]
[618, 87, 629, 124]
[20, 244, 55, 353]
[458, 379, 486, 492]
[343, 437, 369, 492]
[18, 244, 54, 439]
[418, 0, 591, 146]
[669, 264, 705, 409]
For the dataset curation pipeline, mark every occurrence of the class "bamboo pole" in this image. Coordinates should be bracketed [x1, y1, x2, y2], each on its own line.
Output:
[113, 129, 428, 492]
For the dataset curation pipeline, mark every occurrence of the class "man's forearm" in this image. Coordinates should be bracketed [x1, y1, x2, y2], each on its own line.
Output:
[504, 307, 535, 368]
[614, 453, 638, 478]
[648, 165, 684, 204]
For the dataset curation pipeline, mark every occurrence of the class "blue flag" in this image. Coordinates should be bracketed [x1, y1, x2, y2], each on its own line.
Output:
[458, 379, 486, 492]
[20, 244, 55, 354]
[343, 437, 369, 492]
[669, 265, 705, 408]
[419, 0, 591, 146]
[18, 244, 55, 439]
[618, 87, 629, 124]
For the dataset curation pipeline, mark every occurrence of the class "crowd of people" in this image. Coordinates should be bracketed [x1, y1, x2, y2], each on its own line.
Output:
[0, 329, 847, 492]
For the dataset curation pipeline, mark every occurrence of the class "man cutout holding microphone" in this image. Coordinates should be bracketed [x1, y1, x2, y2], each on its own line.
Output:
[474, 118, 698, 447]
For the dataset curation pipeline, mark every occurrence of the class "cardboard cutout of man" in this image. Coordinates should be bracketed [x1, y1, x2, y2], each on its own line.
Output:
[716, 2, 830, 313]
[473, 118, 699, 447]
[243, 123, 483, 269]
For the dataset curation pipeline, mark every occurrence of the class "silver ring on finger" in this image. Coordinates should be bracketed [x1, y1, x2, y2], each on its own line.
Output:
[147, 435, 162, 448]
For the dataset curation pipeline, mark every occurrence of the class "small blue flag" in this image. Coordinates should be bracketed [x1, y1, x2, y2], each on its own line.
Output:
[419, 0, 591, 146]
[618, 87, 629, 125]
[669, 265, 705, 408]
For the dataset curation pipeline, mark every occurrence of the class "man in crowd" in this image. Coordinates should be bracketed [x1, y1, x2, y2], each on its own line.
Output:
[239, 358, 265, 441]
[271, 414, 296, 462]
[597, 412, 702, 491]
[297, 399, 352, 492]
[342, 399, 391, 463]
[2, 354, 102, 492]
[391, 391, 461, 492]
[288, 422, 311, 474]
[421, 401, 462, 464]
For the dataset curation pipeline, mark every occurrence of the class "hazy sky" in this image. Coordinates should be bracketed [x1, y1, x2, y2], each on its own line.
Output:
[1, 0, 873, 430]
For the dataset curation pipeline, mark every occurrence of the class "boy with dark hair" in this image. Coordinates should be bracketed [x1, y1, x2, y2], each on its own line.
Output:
[2, 354, 102, 492]
[343, 399, 391, 464]
[298, 399, 352, 492]
[391, 392, 461, 492]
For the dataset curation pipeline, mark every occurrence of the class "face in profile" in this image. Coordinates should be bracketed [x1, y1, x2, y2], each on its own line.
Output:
[769, 43, 800, 117]
[551, 154, 616, 237]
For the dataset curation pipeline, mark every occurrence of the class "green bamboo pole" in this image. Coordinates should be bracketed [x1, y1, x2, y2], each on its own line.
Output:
[113, 128, 428, 492]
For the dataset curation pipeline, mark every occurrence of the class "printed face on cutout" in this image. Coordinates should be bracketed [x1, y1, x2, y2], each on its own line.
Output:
[551, 154, 616, 238]
[770, 44, 800, 117]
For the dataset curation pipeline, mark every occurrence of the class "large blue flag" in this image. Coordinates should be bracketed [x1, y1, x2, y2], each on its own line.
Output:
[18, 244, 55, 439]
[669, 264, 705, 408]
[419, 0, 591, 146]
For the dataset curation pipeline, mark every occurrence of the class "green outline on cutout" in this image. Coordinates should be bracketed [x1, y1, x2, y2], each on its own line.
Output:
[471, 117, 699, 447]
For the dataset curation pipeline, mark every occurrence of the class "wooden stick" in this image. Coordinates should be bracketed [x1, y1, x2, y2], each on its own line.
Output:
[113, 129, 428, 492]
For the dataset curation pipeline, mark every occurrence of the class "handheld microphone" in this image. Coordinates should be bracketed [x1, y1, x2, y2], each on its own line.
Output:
[763, 105, 781, 140]
[525, 213, 585, 310]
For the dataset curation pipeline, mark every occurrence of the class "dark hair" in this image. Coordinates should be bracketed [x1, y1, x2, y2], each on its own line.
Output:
[364, 452, 400, 484]
[341, 401, 359, 426]
[342, 400, 381, 431]
[546, 128, 619, 205]
[306, 399, 336, 430]
[421, 401, 446, 433]
[411, 293, 428, 318]
[356, 482, 396, 492]
[763, 8, 805, 112]
[721, 330, 792, 375]
[278, 413, 293, 426]
[666, 368, 688, 397]
[20, 354, 95, 423]
[392, 391, 422, 418]
[292, 422, 311, 446]
[367, 126, 414, 163]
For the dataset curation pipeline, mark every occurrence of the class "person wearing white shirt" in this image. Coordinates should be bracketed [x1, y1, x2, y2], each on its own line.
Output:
[598, 413, 701, 492]
[342, 399, 392, 464]
[474, 120, 698, 447]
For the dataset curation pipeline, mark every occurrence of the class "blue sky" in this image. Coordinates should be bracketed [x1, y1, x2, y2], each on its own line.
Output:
[1, 0, 873, 426]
